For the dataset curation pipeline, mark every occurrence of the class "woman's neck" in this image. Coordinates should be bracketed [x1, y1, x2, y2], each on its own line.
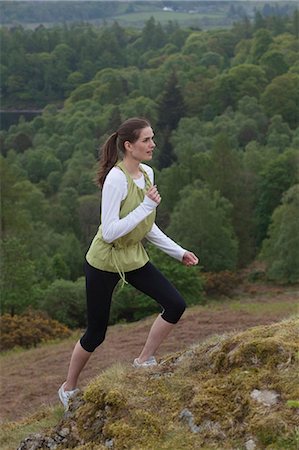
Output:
[122, 157, 142, 179]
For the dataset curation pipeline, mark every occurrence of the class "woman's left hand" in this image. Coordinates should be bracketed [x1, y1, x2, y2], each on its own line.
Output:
[182, 251, 199, 266]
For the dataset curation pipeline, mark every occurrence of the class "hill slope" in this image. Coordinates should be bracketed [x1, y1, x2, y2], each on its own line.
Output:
[17, 316, 298, 449]
[0, 283, 298, 425]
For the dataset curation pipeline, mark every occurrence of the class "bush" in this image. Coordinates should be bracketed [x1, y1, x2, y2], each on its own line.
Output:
[167, 187, 239, 272]
[40, 277, 86, 328]
[260, 185, 299, 284]
[202, 271, 240, 297]
[0, 309, 71, 351]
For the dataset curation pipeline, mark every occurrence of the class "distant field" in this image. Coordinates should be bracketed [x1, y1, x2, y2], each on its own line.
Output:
[103, 10, 228, 28]
[1, 13, 229, 31]
[0, 1, 296, 30]
[1, 7, 231, 30]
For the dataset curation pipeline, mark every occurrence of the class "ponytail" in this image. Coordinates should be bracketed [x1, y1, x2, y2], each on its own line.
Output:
[96, 132, 118, 188]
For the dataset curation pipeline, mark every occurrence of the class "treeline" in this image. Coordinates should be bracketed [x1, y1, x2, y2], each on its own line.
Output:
[1, 8, 298, 107]
[1, 13, 299, 327]
[0, 19, 189, 107]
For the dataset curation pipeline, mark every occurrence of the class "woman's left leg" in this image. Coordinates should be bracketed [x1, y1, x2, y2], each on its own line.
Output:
[134, 314, 174, 363]
[126, 262, 186, 363]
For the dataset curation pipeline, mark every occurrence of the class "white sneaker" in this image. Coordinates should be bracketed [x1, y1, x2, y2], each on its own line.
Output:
[133, 356, 158, 368]
[58, 382, 79, 410]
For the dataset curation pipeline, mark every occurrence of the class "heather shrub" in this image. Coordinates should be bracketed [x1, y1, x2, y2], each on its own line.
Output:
[202, 270, 240, 297]
[0, 309, 71, 351]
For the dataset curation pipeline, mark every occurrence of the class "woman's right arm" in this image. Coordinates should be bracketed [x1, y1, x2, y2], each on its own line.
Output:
[101, 169, 158, 243]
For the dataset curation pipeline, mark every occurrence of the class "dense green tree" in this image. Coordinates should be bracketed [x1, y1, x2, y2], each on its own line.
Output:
[78, 194, 101, 247]
[170, 117, 209, 164]
[139, 17, 167, 51]
[260, 185, 299, 283]
[196, 133, 257, 264]
[182, 31, 207, 58]
[0, 237, 38, 315]
[107, 106, 122, 134]
[251, 28, 273, 62]
[232, 38, 252, 66]
[167, 186, 238, 272]
[266, 115, 292, 152]
[0, 63, 9, 96]
[253, 11, 267, 31]
[51, 253, 70, 280]
[232, 15, 252, 40]
[261, 73, 299, 128]
[292, 8, 299, 39]
[260, 50, 289, 80]
[22, 147, 62, 184]
[291, 126, 299, 148]
[61, 149, 95, 192]
[121, 96, 158, 125]
[184, 74, 215, 117]
[206, 30, 237, 58]
[212, 64, 267, 112]
[199, 51, 224, 68]
[0, 157, 34, 238]
[157, 71, 185, 132]
[40, 277, 86, 328]
[157, 71, 185, 169]
[195, 134, 241, 200]
[66, 71, 84, 94]
[256, 150, 299, 244]
[157, 164, 195, 215]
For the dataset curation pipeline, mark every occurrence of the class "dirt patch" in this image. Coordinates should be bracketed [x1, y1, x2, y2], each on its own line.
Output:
[0, 284, 298, 423]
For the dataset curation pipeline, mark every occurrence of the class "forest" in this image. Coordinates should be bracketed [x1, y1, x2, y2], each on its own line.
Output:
[1, 10, 299, 334]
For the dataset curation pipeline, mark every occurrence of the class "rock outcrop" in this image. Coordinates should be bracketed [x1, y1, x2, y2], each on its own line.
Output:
[18, 318, 299, 449]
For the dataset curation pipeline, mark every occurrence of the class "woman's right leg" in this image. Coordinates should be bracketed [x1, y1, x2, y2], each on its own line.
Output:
[64, 261, 119, 390]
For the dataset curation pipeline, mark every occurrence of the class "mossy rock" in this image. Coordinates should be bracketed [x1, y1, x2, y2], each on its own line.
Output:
[17, 318, 299, 450]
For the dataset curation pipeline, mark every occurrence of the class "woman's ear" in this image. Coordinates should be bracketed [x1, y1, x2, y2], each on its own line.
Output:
[124, 140, 132, 153]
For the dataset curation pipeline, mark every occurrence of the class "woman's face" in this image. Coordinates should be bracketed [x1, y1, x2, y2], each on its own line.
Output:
[125, 126, 156, 162]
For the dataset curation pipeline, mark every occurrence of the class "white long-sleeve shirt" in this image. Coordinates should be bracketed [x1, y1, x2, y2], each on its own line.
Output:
[101, 163, 186, 261]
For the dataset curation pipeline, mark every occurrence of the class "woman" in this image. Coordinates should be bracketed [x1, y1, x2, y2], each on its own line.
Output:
[59, 117, 199, 409]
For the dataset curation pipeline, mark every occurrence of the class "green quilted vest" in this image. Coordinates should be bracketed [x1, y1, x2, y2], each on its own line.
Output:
[86, 161, 156, 282]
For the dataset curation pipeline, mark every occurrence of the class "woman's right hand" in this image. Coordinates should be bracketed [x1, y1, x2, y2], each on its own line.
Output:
[146, 185, 161, 205]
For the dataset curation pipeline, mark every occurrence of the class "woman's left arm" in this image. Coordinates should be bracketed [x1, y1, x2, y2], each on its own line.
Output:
[145, 223, 199, 266]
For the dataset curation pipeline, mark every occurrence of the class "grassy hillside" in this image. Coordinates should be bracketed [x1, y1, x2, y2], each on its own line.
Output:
[6, 317, 299, 450]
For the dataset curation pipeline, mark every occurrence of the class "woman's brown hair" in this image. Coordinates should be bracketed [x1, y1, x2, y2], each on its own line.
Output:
[96, 117, 151, 188]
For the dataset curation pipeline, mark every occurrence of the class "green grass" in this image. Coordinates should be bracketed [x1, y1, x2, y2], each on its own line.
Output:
[227, 299, 298, 316]
[0, 406, 64, 450]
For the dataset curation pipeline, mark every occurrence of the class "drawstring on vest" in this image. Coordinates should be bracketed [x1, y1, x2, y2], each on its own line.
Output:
[111, 246, 128, 287]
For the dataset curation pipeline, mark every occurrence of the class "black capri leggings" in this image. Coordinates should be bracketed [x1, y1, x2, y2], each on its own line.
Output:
[80, 260, 186, 352]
